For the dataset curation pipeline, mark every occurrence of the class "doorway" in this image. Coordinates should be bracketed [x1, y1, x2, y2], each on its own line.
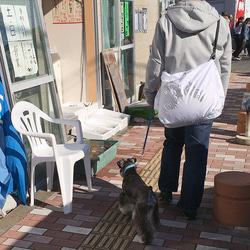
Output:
[101, 0, 135, 110]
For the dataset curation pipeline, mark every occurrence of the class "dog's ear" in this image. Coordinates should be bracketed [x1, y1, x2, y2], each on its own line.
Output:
[127, 158, 137, 164]
[117, 159, 125, 168]
[131, 158, 137, 164]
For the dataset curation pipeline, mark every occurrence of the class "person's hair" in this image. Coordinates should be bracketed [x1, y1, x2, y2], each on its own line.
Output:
[245, 17, 250, 24]
[221, 11, 228, 16]
[241, 18, 250, 32]
[236, 16, 244, 27]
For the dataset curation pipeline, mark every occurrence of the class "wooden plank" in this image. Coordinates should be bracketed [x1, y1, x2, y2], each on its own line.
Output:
[102, 50, 120, 111]
[102, 49, 128, 112]
[108, 63, 127, 113]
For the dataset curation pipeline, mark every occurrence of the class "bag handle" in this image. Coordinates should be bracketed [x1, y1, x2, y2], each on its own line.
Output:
[211, 19, 220, 60]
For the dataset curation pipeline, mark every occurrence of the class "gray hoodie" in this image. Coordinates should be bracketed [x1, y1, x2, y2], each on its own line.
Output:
[144, 0, 232, 105]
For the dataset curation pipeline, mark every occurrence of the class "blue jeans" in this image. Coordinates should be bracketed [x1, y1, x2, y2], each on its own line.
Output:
[158, 120, 213, 213]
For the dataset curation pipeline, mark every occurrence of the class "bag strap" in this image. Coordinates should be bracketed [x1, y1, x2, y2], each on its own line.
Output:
[211, 19, 220, 60]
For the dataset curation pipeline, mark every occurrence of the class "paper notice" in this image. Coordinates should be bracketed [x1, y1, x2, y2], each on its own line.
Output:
[1, 4, 38, 77]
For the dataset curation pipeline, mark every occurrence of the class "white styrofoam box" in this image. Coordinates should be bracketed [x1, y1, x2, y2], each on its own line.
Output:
[84, 102, 99, 115]
[62, 105, 129, 139]
[63, 113, 78, 120]
[89, 109, 130, 130]
[71, 121, 113, 140]
[89, 113, 124, 131]
[62, 102, 98, 121]
[62, 103, 88, 121]
[85, 117, 121, 136]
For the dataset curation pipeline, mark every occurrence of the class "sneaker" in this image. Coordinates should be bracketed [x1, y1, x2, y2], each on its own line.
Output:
[177, 202, 197, 220]
[232, 56, 241, 61]
[158, 191, 172, 203]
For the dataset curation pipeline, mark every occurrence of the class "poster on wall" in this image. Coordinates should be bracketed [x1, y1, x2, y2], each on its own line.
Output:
[1, 5, 38, 78]
[53, 0, 83, 24]
[135, 9, 147, 33]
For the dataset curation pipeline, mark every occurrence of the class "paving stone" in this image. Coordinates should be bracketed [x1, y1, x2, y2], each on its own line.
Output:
[155, 231, 183, 242]
[111, 237, 133, 249]
[73, 193, 94, 199]
[62, 225, 91, 235]
[30, 208, 52, 216]
[56, 218, 83, 227]
[18, 225, 47, 235]
[2, 238, 33, 248]
[160, 219, 187, 229]
[196, 245, 228, 250]
[107, 192, 119, 198]
[23, 234, 53, 243]
[12, 248, 32, 250]
[232, 236, 250, 245]
[200, 232, 232, 242]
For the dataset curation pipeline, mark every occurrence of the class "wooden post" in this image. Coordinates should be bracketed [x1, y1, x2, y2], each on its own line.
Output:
[84, 0, 97, 102]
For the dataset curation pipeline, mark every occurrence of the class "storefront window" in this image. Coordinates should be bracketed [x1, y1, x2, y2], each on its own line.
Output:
[102, 0, 118, 49]
[120, 0, 133, 46]
[121, 47, 134, 99]
[0, 0, 63, 139]
[0, 1, 51, 84]
[101, 0, 135, 109]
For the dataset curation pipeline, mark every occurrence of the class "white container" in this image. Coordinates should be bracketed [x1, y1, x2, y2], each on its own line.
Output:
[89, 109, 130, 130]
[62, 102, 98, 121]
[62, 103, 130, 139]
[71, 122, 113, 140]
[85, 117, 121, 136]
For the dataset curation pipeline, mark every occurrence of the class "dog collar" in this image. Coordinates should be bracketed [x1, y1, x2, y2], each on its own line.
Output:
[123, 164, 136, 174]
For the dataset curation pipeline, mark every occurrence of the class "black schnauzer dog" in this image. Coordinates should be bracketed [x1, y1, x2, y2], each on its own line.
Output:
[117, 158, 160, 244]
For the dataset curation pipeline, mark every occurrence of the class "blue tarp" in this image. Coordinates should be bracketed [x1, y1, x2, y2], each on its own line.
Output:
[0, 121, 12, 209]
[0, 81, 27, 209]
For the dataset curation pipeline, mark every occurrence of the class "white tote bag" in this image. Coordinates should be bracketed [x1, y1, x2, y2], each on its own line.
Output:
[154, 59, 225, 128]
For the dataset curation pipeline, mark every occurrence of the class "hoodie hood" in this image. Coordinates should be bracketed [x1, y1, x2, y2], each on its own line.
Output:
[167, 0, 220, 33]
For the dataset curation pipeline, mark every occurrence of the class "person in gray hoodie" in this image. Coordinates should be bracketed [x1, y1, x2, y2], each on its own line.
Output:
[144, 0, 231, 220]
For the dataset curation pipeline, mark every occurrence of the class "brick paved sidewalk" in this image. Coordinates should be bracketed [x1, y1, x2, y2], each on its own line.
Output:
[0, 73, 250, 249]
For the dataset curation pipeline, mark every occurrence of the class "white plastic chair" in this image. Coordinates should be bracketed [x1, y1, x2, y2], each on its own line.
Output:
[11, 101, 92, 214]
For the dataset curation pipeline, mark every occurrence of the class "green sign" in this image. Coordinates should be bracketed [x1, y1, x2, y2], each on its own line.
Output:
[125, 2, 129, 37]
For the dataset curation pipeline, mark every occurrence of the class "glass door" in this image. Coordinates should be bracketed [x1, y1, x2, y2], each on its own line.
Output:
[101, 0, 135, 110]
[0, 0, 64, 142]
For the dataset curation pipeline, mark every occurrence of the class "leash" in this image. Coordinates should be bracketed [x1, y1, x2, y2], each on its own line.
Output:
[136, 107, 154, 165]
